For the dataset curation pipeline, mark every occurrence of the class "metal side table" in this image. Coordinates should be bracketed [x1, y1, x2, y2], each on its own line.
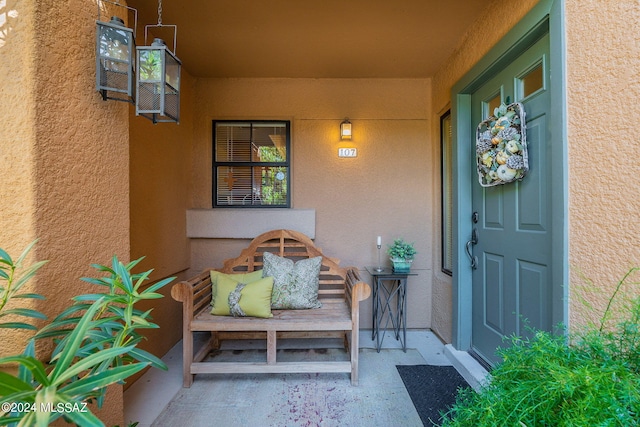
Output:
[366, 266, 416, 352]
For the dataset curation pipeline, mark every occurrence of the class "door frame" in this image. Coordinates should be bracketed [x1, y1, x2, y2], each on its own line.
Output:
[450, 0, 568, 351]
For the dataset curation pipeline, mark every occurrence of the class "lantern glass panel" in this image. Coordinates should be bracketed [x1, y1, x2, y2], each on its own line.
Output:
[165, 55, 180, 89]
[138, 49, 163, 82]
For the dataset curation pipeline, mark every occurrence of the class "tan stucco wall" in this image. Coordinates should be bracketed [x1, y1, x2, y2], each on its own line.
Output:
[0, 0, 130, 424]
[189, 78, 433, 329]
[0, 0, 38, 349]
[430, 0, 539, 343]
[129, 67, 195, 369]
[565, 0, 640, 328]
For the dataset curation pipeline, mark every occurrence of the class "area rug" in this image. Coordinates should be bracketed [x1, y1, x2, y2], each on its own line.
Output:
[152, 348, 426, 427]
[396, 365, 470, 426]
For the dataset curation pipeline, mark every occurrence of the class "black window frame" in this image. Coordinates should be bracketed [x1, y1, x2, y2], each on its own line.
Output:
[212, 120, 291, 208]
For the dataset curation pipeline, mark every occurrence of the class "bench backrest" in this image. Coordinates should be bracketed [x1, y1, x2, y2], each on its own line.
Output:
[219, 229, 348, 302]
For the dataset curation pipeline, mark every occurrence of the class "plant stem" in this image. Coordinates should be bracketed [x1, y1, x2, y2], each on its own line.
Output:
[600, 267, 640, 332]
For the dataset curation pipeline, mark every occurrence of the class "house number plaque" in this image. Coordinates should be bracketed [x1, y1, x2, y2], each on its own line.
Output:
[338, 148, 357, 158]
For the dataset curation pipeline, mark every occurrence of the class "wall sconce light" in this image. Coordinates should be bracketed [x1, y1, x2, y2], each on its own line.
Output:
[96, 1, 137, 103]
[340, 118, 352, 140]
[135, 0, 181, 124]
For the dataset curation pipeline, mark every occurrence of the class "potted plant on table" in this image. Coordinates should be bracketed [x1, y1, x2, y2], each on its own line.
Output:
[387, 238, 416, 273]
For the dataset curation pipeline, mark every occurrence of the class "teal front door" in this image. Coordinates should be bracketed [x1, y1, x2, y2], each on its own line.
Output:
[469, 33, 555, 365]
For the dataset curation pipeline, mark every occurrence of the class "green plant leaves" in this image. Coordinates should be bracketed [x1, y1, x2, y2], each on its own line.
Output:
[0, 354, 49, 386]
[0, 244, 174, 427]
[386, 238, 417, 260]
[0, 372, 33, 394]
[0, 241, 47, 331]
[442, 280, 640, 427]
[50, 298, 105, 382]
[1, 308, 47, 320]
[59, 362, 148, 397]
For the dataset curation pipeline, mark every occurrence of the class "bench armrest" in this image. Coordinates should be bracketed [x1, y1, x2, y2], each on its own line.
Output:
[171, 270, 213, 320]
[345, 267, 371, 311]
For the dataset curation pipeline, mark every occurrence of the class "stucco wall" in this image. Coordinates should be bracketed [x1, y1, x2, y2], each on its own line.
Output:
[430, 0, 539, 342]
[0, 0, 130, 424]
[129, 67, 195, 367]
[565, 0, 640, 327]
[0, 0, 38, 352]
[189, 78, 433, 329]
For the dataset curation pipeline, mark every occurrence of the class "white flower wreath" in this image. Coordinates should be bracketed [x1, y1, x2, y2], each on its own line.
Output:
[476, 102, 528, 187]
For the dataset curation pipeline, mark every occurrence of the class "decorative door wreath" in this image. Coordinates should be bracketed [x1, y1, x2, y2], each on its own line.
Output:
[476, 102, 528, 187]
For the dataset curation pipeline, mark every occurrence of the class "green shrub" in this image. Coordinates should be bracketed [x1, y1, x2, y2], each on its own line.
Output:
[442, 270, 640, 427]
[0, 241, 48, 331]
[0, 242, 173, 426]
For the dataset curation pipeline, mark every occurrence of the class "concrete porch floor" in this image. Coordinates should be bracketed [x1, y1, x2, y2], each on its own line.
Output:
[124, 330, 488, 427]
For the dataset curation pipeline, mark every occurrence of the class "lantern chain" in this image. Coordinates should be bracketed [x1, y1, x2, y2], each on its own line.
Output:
[157, 0, 163, 26]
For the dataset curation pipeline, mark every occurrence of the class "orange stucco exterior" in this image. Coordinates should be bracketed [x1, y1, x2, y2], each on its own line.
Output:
[1, 0, 130, 424]
[2, 0, 640, 424]
[564, 0, 640, 327]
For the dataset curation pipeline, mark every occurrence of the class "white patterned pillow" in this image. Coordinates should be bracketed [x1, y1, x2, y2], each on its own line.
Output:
[262, 252, 322, 309]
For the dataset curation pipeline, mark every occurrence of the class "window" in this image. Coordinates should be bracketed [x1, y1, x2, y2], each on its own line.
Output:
[485, 92, 502, 118]
[213, 120, 290, 207]
[440, 111, 453, 275]
[518, 61, 545, 99]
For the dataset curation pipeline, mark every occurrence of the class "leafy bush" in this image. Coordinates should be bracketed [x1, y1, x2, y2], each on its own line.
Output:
[0, 241, 48, 331]
[0, 242, 173, 426]
[387, 238, 417, 260]
[442, 270, 640, 427]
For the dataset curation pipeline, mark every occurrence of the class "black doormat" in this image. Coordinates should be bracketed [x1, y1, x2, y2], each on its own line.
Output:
[396, 364, 470, 426]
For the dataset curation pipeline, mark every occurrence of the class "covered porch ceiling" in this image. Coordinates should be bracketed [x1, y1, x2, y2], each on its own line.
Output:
[127, 0, 488, 79]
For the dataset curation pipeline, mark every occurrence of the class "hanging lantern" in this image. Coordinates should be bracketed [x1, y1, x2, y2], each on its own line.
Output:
[135, 0, 181, 124]
[136, 38, 181, 123]
[96, 1, 137, 103]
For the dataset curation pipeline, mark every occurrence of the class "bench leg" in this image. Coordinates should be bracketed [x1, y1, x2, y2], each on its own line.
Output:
[183, 331, 194, 388]
[211, 331, 220, 350]
[267, 330, 277, 365]
[350, 329, 359, 386]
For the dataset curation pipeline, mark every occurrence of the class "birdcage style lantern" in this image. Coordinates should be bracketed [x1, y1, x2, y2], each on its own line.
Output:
[135, 0, 181, 124]
[136, 36, 181, 123]
[96, 1, 137, 103]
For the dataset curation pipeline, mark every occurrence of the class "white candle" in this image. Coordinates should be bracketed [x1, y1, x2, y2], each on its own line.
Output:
[377, 236, 382, 246]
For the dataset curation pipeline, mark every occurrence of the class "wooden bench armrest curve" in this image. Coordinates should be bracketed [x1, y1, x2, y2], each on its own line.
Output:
[171, 281, 192, 303]
[171, 269, 212, 326]
[172, 269, 211, 299]
[345, 267, 371, 305]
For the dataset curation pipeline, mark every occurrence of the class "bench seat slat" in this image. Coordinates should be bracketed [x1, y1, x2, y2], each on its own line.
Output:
[192, 303, 352, 332]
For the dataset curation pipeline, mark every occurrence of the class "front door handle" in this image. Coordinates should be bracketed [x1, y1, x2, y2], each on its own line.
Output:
[466, 228, 478, 269]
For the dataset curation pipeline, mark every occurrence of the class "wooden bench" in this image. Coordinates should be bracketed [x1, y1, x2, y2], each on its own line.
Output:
[171, 229, 371, 387]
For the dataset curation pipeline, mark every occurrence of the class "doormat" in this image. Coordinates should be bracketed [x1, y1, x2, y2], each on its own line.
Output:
[396, 365, 470, 426]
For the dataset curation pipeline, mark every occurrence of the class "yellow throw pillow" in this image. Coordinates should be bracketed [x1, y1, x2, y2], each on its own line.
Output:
[209, 270, 264, 306]
[211, 275, 274, 318]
